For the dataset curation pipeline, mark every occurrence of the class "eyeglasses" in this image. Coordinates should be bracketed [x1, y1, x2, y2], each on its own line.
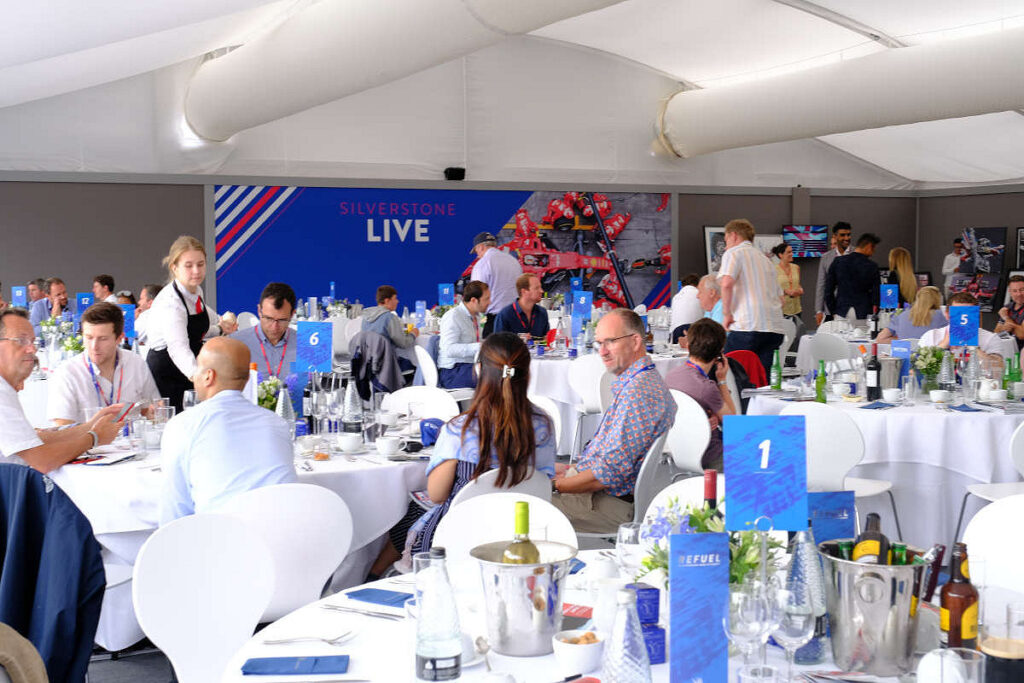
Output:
[260, 315, 291, 326]
[592, 333, 638, 351]
[0, 336, 36, 348]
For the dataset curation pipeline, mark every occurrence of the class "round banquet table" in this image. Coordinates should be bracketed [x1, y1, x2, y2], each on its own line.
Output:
[48, 445, 427, 652]
[747, 394, 1024, 550]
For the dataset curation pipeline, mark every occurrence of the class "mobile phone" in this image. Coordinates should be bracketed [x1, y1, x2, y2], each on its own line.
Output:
[115, 402, 137, 422]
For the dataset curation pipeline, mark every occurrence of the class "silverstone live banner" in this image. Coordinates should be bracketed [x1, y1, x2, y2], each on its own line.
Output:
[214, 186, 672, 316]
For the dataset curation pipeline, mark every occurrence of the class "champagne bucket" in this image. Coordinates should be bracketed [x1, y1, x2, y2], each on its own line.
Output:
[470, 540, 576, 656]
[818, 541, 924, 676]
[879, 357, 904, 390]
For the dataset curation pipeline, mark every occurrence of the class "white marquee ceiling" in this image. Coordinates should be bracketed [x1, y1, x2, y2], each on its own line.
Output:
[3, 0, 1024, 186]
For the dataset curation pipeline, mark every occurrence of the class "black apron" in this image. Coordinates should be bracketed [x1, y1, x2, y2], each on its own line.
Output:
[146, 282, 210, 413]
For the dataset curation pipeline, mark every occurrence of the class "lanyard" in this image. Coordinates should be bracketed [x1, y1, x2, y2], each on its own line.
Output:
[256, 327, 288, 377]
[592, 363, 656, 435]
[85, 352, 123, 406]
[685, 359, 711, 380]
[512, 301, 533, 331]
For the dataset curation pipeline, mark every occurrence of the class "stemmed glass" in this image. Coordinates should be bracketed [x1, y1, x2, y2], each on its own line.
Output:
[770, 582, 815, 681]
[723, 586, 772, 669]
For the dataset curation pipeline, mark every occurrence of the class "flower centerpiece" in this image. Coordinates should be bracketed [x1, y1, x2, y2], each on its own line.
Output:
[326, 299, 349, 319]
[550, 293, 565, 310]
[638, 496, 784, 589]
[61, 334, 84, 354]
[910, 345, 944, 391]
[432, 304, 453, 319]
[39, 317, 58, 336]
[256, 376, 284, 411]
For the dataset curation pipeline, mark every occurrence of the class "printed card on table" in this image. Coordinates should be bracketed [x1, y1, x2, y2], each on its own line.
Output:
[437, 284, 454, 306]
[570, 276, 582, 291]
[415, 300, 427, 328]
[880, 284, 899, 309]
[11, 286, 26, 307]
[572, 291, 593, 320]
[808, 491, 856, 543]
[76, 293, 94, 313]
[949, 305, 980, 347]
[723, 415, 807, 532]
[669, 532, 729, 683]
[890, 340, 913, 379]
[118, 304, 136, 340]
[296, 321, 333, 373]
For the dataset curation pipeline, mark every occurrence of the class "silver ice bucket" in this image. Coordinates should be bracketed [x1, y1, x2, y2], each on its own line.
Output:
[879, 357, 904, 390]
[470, 540, 577, 656]
[818, 540, 924, 676]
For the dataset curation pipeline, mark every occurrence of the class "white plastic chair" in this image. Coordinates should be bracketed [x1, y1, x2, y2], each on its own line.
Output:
[816, 320, 841, 335]
[381, 386, 460, 421]
[528, 394, 562, 454]
[962, 493, 1024, 594]
[664, 390, 712, 474]
[217, 483, 354, 622]
[809, 332, 850, 364]
[567, 354, 608, 460]
[132, 514, 274, 683]
[450, 468, 552, 507]
[778, 317, 796, 356]
[644, 474, 727, 521]
[414, 344, 475, 402]
[725, 367, 743, 415]
[345, 317, 363, 346]
[780, 402, 903, 540]
[235, 311, 258, 331]
[951, 420, 1024, 549]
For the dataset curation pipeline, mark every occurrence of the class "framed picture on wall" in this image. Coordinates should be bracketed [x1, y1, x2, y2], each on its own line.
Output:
[959, 226, 1006, 275]
[1004, 270, 1024, 306]
[704, 226, 726, 274]
[949, 273, 1001, 312]
[753, 234, 784, 260]
[1016, 228, 1024, 269]
[915, 271, 931, 288]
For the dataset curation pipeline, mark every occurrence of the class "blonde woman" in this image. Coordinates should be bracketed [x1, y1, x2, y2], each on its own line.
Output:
[146, 236, 238, 411]
[877, 286, 945, 343]
[885, 247, 918, 307]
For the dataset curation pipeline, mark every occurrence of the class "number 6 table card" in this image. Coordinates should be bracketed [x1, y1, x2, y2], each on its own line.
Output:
[669, 532, 729, 682]
[297, 321, 332, 373]
[723, 415, 807, 532]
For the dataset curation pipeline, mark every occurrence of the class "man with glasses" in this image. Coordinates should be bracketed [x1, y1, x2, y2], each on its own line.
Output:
[231, 282, 297, 379]
[0, 309, 123, 472]
[552, 309, 675, 533]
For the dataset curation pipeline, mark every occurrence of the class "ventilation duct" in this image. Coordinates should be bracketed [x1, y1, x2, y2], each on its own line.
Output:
[658, 25, 1024, 158]
[186, 0, 623, 141]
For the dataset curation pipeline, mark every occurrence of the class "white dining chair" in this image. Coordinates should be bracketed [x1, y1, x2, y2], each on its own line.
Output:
[413, 344, 475, 402]
[235, 311, 258, 331]
[950, 420, 1024, 549]
[450, 468, 552, 507]
[644, 474, 727, 521]
[528, 393, 563, 454]
[780, 402, 903, 540]
[381, 386, 460, 421]
[778, 316, 796, 356]
[217, 483, 354, 622]
[664, 389, 712, 475]
[132, 514, 274, 683]
[566, 354, 608, 460]
[725, 367, 743, 414]
[963, 493, 1024, 594]
[816, 320, 841, 335]
[809, 332, 851, 364]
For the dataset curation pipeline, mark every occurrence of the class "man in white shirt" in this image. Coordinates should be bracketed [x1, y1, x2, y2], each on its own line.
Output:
[0, 309, 123, 472]
[919, 292, 1010, 361]
[48, 302, 161, 425]
[92, 274, 119, 304]
[670, 274, 703, 333]
[159, 336, 296, 524]
[814, 222, 853, 326]
[941, 238, 966, 298]
[133, 283, 161, 345]
[469, 232, 522, 338]
[437, 280, 490, 389]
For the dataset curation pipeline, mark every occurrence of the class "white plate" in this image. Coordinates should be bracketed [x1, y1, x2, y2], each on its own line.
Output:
[462, 652, 485, 669]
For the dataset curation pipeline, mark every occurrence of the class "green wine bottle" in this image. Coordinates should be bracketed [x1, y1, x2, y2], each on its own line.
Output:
[770, 349, 783, 390]
[502, 501, 541, 564]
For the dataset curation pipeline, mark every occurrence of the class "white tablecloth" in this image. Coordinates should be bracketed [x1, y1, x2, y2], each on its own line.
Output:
[748, 395, 1024, 549]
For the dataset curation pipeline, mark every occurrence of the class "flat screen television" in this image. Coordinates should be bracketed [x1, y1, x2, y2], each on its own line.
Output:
[782, 224, 830, 258]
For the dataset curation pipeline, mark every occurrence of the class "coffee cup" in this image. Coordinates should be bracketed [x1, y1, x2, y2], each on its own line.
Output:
[989, 389, 1008, 401]
[882, 388, 901, 403]
[337, 432, 363, 453]
[929, 389, 951, 404]
[377, 411, 399, 427]
[375, 436, 406, 455]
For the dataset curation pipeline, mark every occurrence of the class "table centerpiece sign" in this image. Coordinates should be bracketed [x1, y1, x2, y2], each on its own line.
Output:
[949, 305, 980, 347]
[297, 321, 333, 373]
[11, 286, 26, 307]
[880, 284, 899, 310]
[437, 284, 454, 306]
[415, 301, 427, 328]
[117, 304, 136, 340]
[807, 491, 856, 543]
[76, 293, 94, 314]
[669, 532, 729, 682]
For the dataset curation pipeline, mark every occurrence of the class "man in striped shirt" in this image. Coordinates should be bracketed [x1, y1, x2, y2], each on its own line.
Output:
[718, 218, 785, 377]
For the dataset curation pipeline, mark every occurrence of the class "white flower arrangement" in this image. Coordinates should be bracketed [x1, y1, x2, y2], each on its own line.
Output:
[257, 376, 283, 411]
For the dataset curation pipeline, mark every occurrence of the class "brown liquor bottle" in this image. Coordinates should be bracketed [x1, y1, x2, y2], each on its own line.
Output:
[940, 542, 979, 649]
[852, 512, 891, 564]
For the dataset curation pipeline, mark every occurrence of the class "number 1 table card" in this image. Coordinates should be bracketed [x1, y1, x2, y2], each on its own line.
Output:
[723, 415, 807, 532]
[949, 305, 980, 347]
[297, 321, 332, 373]
[669, 532, 729, 682]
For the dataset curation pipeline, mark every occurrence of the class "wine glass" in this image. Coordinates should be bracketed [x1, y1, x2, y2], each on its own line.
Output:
[770, 582, 815, 681]
[181, 390, 197, 410]
[614, 522, 643, 580]
[723, 587, 772, 669]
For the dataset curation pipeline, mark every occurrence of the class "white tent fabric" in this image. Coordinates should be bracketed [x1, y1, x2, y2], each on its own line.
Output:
[1, 0, 1023, 187]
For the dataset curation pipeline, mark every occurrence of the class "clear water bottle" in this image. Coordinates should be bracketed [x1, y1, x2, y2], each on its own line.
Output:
[275, 386, 297, 440]
[964, 348, 981, 400]
[938, 350, 956, 392]
[341, 377, 363, 434]
[575, 331, 587, 356]
[601, 589, 651, 683]
[415, 548, 461, 681]
[788, 524, 829, 664]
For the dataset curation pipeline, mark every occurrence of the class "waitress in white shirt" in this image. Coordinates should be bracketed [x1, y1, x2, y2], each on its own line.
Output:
[146, 236, 238, 411]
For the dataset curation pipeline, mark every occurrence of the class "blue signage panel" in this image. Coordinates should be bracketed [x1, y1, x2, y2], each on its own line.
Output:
[880, 284, 898, 309]
[11, 287, 26, 307]
[437, 284, 454, 306]
[669, 533, 729, 683]
[415, 301, 427, 328]
[949, 305, 980, 347]
[117, 304, 136, 340]
[76, 293, 94, 313]
[296, 321, 333, 373]
[808, 491, 856, 543]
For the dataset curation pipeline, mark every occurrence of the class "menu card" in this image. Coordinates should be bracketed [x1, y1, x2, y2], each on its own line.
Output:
[669, 532, 729, 682]
[808, 491, 856, 543]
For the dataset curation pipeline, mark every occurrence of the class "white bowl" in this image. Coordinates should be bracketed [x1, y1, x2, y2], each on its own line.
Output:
[552, 630, 604, 676]
[929, 390, 951, 404]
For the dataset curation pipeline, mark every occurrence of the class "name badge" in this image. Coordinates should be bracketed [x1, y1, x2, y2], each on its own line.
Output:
[297, 321, 333, 372]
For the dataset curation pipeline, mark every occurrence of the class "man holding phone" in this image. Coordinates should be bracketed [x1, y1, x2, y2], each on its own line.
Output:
[48, 303, 161, 425]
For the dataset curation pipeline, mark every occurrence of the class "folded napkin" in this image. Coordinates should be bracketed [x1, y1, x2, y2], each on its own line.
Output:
[860, 401, 896, 410]
[345, 587, 412, 608]
[242, 655, 349, 675]
[949, 403, 982, 412]
[568, 557, 586, 575]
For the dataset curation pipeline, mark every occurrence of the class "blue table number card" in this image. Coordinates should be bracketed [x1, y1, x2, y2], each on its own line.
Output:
[570, 276, 582, 291]
[669, 532, 729, 682]
[76, 293, 94, 313]
[11, 286, 26, 307]
[572, 291, 593, 320]
[297, 321, 333, 372]
[724, 415, 808, 532]
[415, 301, 427, 328]
[118, 305, 136, 340]
[891, 340, 913, 379]
[808, 491, 856, 543]
[880, 284, 899, 309]
[950, 305, 980, 347]
[438, 284, 454, 306]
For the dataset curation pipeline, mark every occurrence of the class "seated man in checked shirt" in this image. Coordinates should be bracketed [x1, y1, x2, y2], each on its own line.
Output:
[552, 309, 676, 533]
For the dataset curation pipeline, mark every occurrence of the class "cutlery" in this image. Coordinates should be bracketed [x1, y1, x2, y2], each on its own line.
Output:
[263, 630, 355, 646]
[320, 604, 404, 621]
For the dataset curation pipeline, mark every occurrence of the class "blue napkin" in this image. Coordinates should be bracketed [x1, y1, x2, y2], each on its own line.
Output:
[569, 557, 586, 575]
[949, 403, 982, 412]
[345, 587, 413, 608]
[242, 655, 349, 675]
[860, 401, 896, 410]
[420, 418, 443, 446]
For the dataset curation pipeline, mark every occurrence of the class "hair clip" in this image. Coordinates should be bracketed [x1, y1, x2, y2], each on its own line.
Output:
[501, 364, 515, 379]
